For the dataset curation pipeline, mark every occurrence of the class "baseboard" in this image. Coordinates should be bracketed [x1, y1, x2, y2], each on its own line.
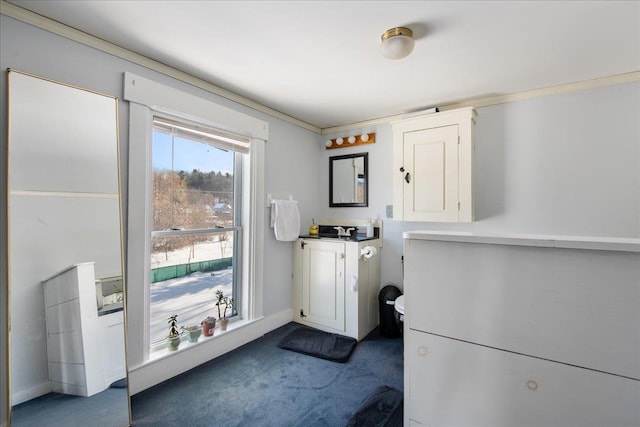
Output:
[262, 307, 293, 333]
[129, 309, 293, 395]
[11, 381, 51, 405]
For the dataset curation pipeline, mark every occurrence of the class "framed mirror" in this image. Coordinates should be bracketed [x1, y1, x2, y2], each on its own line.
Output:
[7, 70, 130, 426]
[329, 152, 368, 207]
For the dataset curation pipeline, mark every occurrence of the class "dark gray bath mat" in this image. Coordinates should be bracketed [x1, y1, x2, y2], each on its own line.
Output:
[346, 385, 404, 427]
[277, 327, 357, 363]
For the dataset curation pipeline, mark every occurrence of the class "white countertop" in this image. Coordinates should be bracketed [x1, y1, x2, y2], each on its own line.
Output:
[402, 231, 640, 253]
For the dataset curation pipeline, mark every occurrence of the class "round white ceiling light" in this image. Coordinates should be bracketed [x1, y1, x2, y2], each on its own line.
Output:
[380, 27, 415, 60]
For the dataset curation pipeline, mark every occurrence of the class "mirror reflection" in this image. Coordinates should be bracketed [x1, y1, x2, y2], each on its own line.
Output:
[330, 152, 368, 207]
[7, 70, 130, 426]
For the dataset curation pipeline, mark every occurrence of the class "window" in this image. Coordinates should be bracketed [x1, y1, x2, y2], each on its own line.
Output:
[148, 117, 244, 347]
[125, 72, 268, 369]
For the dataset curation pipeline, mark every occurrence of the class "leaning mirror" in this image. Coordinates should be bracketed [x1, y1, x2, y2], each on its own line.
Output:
[329, 152, 368, 207]
[7, 70, 130, 426]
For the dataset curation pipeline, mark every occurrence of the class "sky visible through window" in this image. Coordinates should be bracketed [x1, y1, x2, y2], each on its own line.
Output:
[152, 131, 233, 174]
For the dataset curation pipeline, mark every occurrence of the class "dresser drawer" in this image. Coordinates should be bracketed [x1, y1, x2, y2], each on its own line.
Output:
[404, 239, 640, 379]
[406, 330, 640, 427]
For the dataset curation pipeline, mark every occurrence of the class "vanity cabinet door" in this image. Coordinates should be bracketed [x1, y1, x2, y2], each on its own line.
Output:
[406, 330, 640, 427]
[300, 240, 345, 332]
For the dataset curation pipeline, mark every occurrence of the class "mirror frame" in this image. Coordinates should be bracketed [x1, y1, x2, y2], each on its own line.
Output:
[329, 152, 368, 207]
[6, 69, 131, 426]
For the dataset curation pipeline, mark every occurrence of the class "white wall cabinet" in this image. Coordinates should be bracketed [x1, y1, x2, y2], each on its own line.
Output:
[393, 108, 475, 222]
[293, 237, 381, 340]
[403, 232, 640, 427]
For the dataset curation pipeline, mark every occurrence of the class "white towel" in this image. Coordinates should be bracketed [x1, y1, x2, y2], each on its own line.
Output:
[270, 199, 300, 242]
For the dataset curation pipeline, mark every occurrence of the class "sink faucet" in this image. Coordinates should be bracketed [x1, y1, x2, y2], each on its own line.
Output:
[334, 226, 356, 237]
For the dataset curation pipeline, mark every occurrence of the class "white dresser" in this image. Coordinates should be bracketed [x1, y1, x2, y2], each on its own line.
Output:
[403, 232, 640, 426]
[42, 262, 126, 397]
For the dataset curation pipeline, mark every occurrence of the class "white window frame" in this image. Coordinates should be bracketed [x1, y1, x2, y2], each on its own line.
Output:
[148, 116, 243, 350]
[124, 72, 267, 369]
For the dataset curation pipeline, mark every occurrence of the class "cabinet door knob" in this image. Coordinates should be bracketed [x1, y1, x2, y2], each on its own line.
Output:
[526, 380, 538, 391]
[400, 166, 405, 172]
[417, 346, 427, 356]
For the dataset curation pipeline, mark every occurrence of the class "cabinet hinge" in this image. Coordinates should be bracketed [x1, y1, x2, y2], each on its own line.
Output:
[300, 309, 306, 318]
[458, 201, 461, 210]
[301, 241, 306, 249]
[457, 135, 460, 144]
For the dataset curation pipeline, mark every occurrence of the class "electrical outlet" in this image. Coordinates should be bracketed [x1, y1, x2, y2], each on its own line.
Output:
[386, 205, 393, 218]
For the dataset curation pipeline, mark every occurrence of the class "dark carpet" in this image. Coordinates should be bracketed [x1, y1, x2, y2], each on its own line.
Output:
[11, 388, 129, 427]
[346, 385, 403, 427]
[277, 327, 358, 363]
[131, 322, 403, 427]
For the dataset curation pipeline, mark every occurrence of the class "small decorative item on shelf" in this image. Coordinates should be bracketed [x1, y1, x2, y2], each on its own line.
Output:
[181, 325, 201, 343]
[215, 289, 234, 331]
[201, 316, 216, 337]
[166, 314, 181, 351]
[309, 218, 319, 236]
[325, 133, 375, 150]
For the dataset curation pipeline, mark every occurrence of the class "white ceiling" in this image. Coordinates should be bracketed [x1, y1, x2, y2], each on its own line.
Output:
[8, 0, 640, 130]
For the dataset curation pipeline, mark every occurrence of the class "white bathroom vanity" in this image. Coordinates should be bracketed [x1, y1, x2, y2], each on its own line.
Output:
[292, 220, 382, 340]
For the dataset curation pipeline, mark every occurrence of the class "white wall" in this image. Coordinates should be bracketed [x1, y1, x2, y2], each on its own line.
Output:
[0, 13, 321, 408]
[322, 81, 640, 288]
[262, 119, 322, 314]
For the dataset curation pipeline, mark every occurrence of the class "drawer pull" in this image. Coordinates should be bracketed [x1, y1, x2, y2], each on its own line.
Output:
[526, 380, 538, 391]
[417, 346, 428, 356]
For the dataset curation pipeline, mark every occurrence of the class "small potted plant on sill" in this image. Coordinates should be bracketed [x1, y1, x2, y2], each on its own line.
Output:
[201, 316, 216, 337]
[166, 314, 181, 351]
[181, 325, 201, 343]
[215, 289, 234, 331]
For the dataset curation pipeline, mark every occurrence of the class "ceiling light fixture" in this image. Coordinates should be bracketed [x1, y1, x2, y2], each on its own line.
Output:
[380, 27, 415, 60]
[324, 133, 376, 149]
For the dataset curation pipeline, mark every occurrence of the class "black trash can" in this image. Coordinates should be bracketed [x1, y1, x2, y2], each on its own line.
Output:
[378, 284, 402, 338]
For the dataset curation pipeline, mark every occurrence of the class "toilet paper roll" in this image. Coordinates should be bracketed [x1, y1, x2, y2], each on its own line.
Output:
[360, 245, 377, 259]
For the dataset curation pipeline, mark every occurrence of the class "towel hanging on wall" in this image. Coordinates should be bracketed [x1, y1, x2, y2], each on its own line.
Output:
[270, 199, 300, 242]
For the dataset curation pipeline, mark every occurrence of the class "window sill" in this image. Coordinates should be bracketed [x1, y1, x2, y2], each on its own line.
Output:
[145, 317, 258, 365]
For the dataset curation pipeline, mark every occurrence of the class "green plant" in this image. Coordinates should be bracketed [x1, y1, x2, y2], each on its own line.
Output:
[223, 296, 234, 318]
[215, 290, 234, 319]
[167, 314, 180, 338]
[215, 290, 224, 318]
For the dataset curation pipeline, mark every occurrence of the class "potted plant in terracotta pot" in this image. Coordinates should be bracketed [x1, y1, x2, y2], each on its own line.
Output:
[215, 289, 234, 331]
[181, 325, 201, 343]
[166, 314, 181, 351]
[201, 316, 216, 337]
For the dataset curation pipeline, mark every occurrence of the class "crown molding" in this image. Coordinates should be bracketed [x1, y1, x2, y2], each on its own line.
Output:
[321, 70, 640, 134]
[3, 1, 638, 137]
[0, 1, 322, 134]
